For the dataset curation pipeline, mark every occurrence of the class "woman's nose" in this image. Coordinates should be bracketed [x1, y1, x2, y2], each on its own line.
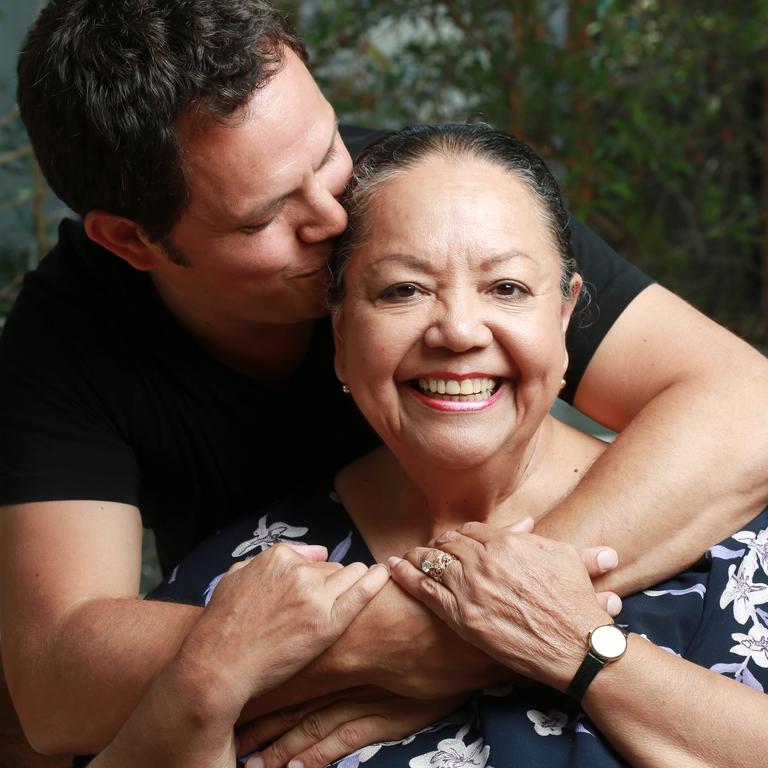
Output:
[423, 294, 493, 352]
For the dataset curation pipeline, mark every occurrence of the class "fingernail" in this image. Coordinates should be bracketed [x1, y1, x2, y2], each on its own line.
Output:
[388, 556, 403, 568]
[509, 516, 534, 532]
[288, 761, 305, 768]
[597, 549, 619, 572]
[246, 757, 264, 768]
[607, 594, 623, 617]
[370, 562, 390, 573]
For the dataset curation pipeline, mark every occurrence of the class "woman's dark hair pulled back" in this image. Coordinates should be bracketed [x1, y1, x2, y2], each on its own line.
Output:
[329, 124, 577, 308]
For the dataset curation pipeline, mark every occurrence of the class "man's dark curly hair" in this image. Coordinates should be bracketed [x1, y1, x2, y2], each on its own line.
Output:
[17, 0, 306, 241]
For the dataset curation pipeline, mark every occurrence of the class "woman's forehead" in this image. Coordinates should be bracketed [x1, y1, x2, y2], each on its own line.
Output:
[362, 155, 558, 264]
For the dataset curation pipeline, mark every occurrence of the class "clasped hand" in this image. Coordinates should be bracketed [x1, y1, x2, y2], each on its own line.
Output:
[179, 543, 390, 727]
[391, 517, 615, 692]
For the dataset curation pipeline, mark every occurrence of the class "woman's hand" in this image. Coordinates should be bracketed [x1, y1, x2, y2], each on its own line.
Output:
[237, 688, 466, 768]
[390, 520, 612, 692]
[423, 519, 623, 617]
[179, 544, 390, 723]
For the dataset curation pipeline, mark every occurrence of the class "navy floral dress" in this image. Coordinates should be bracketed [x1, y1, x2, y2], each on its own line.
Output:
[149, 491, 768, 767]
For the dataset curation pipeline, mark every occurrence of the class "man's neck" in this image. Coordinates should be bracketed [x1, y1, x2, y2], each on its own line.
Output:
[151, 278, 317, 381]
[192, 318, 317, 381]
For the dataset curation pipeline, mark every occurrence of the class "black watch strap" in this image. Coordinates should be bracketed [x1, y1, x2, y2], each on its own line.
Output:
[567, 624, 628, 701]
[567, 650, 605, 701]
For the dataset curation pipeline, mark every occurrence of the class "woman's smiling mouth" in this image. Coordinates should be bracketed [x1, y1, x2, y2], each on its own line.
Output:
[408, 375, 504, 411]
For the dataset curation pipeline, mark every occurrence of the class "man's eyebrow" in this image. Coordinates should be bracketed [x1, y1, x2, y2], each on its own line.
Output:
[238, 114, 340, 224]
[317, 114, 340, 170]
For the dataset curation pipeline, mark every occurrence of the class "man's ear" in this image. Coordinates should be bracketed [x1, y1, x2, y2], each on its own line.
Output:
[332, 309, 347, 385]
[84, 210, 163, 271]
[561, 273, 583, 333]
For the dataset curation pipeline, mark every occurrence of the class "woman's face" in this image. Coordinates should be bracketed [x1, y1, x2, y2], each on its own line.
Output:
[334, 154, 580, 470]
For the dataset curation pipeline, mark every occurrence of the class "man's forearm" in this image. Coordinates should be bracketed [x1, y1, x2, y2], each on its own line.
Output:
[239, 580, 506, 721]
[538, 375, 768, 595]
[89, 648, 234, 768]
[7, 597, 201, 755]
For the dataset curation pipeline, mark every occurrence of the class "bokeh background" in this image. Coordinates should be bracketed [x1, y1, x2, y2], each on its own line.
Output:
[2, 0, 767, 342]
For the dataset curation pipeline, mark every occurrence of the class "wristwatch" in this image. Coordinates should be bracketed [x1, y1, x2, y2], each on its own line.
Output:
[567, 623, 628, 701]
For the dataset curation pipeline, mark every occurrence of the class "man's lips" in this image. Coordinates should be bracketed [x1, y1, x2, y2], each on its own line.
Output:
[295, 264, 328, 279]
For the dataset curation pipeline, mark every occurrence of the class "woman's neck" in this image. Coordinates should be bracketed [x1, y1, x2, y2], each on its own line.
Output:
[336, 416, 606, 562]
[396, 423, 545, 532]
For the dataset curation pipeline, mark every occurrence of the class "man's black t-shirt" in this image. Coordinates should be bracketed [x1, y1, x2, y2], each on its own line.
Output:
[0, 128, 652, 574]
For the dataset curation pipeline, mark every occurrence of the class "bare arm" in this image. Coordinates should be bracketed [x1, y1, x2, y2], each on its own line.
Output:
[0, 500, 609, 757]
[584, 636, 768, 768]
[89, 545, 390, 768]
[538, 284, 768, 594]
[1, 498, 503, 755]
[392, 523, 768, 768]
[0, 500, 201, 755]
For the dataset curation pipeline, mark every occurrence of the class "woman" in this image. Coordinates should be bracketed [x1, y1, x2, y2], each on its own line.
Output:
[101, 125, 768, 766]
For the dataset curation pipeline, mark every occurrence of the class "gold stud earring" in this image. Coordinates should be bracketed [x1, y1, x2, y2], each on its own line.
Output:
[341, 384, 351, 394]
[560, 378, 566, 390]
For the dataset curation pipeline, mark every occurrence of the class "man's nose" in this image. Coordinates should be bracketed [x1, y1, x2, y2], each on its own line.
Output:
[423, 293, 493, 352]
[298, 184, 348, 244]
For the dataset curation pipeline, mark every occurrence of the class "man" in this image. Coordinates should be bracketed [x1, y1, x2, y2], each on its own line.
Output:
[2, 0, 767, 762]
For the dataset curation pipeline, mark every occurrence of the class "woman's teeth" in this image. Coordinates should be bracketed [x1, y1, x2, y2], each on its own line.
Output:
[416, 377, 498, 400]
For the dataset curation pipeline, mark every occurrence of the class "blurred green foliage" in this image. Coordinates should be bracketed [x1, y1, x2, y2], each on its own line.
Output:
[1, 1, 767, 342]
[279, 0, 768, 341]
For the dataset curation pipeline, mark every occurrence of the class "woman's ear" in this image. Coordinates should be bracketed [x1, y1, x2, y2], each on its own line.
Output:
[84, 210, 163, 271]
[561, 273, 583, 333]
[332, 309, 347, 385]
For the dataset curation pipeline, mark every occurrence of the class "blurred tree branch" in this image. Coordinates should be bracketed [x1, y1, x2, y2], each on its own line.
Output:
[0, 144, 32, 166]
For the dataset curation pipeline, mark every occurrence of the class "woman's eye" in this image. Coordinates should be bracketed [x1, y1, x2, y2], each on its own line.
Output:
[492, 281, 529, 299]
[380, 283, 423, 302]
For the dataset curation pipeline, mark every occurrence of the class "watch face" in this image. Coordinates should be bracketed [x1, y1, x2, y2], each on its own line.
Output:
[589, 624, 628, 661]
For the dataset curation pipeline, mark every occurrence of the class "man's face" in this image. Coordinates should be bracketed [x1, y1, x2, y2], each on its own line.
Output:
[150, 49, 353, 326]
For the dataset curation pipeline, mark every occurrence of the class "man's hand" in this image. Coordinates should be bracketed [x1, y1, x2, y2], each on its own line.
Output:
[182, 544, 390, 723]
[236, 689, 466, 768]
[90, 546, 390, 768]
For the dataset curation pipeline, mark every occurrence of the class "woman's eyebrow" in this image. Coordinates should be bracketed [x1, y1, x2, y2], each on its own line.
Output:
[479, 250, 536, 269]
[367, 253, 435, 272]
[368, 250, 535, 272]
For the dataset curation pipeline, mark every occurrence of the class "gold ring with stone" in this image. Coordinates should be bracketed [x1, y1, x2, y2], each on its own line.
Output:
[421, 550, 456, 583]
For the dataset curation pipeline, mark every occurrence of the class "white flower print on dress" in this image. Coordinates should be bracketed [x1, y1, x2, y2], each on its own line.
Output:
[732, 528, 768, 576]
[409, 723, 489, 768]
[643, 584, 706, 599]
[526, 709, 568, 736]
[730, 623, 768, 668]
[231, 515, 308, 557]
[719, 558, 768, 624]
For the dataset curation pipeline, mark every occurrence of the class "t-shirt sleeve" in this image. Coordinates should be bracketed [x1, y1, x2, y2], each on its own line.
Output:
[340, 125, 393, 160]
[562, 216, 655, 404]
[0, 289, 141, 507]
